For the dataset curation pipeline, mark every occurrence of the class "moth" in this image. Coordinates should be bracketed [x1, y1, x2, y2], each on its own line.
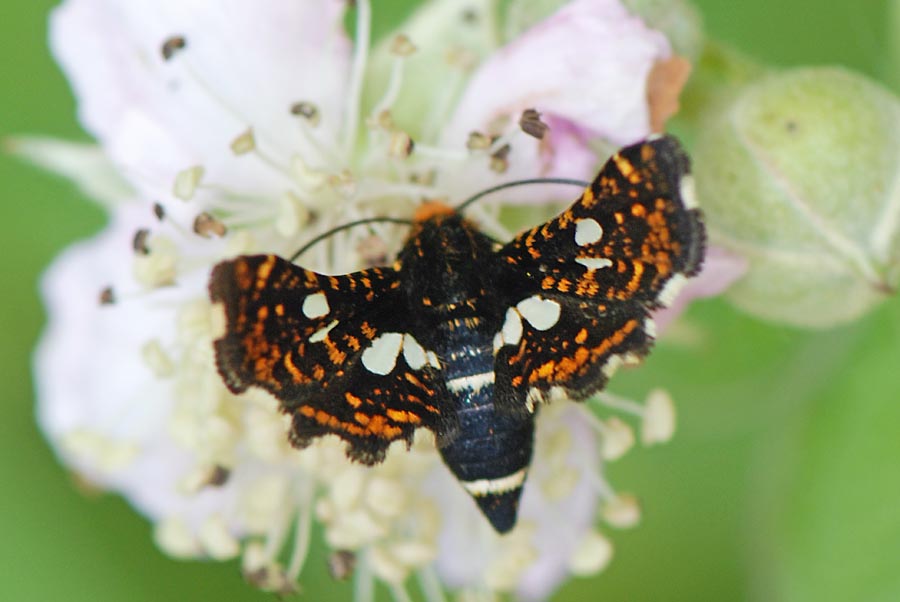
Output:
[209, 135, 705, 533]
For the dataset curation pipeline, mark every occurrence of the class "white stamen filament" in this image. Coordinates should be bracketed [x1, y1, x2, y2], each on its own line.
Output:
[287, 487, 314, 580]
[409, 143, 469, 162]
[418, 566, 449, 602]
[390, 582, 414, 602]
[595, 391, 645, 416]
[355, 551, 375, 602]
[343, 0, 372, 158]
[369, 57, 407, 123]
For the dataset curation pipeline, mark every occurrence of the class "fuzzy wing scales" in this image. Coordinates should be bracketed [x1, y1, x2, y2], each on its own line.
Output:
[210, 254, 457, 464]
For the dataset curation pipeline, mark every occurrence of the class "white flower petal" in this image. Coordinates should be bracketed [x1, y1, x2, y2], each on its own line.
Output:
[50, 0, 352, 201]
[35, 204, 236, 525]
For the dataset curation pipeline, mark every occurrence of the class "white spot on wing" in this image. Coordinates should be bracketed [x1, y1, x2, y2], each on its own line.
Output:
[402, 334, 427, 370]
[657, 274, 687, 308]
[494, 307, 524, 352]
[309, 319, 338, 343]
[575, 218, 604, 246]
[461, 468, 528, 497]
[517, 296, 561, 331]
[602, 354, 624, 378]
[302, 292, 329, 319]
[361, 332, 404, 375]
[525, 388, 543, 413]
[426, 351, 441, 369]
[679, 174, 698, 209]
[644, 317, 657, 339]
[575, 257, 613, 271]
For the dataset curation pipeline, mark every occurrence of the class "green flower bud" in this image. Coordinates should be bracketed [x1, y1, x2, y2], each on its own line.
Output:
[694, 67, 900, 328]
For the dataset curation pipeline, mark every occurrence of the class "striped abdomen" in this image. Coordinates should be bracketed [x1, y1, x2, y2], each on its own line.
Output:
[435, 315, 534, 533]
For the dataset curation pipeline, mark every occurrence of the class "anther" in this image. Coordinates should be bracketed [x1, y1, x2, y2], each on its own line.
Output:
[466, 131, 492, 151]
[290, 101, 321, 127]
[388, 131, 415, 159]
[173, 165, 204, 201]
[99, 286, 115, 305]
[328, 170, 357, 199]
[490, 144, 511, 173]
[161, 35, 187, 61]
[445, 45, 477, 70]
[208, 465, 230, 487]
[193, 212, 228, 238]
[230, 128, 256, 155]
[328, 550, 356, 580]
[152, 202, 166, 221]
[390, 34, 416, 57]
[133, 228, 151, 255]
[519, 108, 549, 140]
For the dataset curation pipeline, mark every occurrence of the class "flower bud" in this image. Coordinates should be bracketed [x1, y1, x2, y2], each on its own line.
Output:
[693, 67, 900, 328]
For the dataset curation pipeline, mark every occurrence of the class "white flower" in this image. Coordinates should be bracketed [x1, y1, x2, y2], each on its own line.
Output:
[29, 0, 727, 599]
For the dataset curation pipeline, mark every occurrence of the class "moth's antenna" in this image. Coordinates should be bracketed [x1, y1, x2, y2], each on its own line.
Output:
[289, 178, 590, 262]
[455, 177, 590, 212]
[289, 217, 413, 262]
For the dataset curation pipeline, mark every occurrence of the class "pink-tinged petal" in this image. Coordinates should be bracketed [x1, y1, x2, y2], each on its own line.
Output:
[50, 0, 351, 202]
[435, 0, 671, 205]
[34, 204, 234, 525]
[450, 0, 669, 141]
[654, 245, 749, 332]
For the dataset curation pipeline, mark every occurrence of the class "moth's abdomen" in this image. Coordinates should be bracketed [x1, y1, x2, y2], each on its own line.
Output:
[436, 322, 534, 533]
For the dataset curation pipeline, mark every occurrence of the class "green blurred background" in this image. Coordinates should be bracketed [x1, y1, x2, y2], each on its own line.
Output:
[1, 1, 897, 600]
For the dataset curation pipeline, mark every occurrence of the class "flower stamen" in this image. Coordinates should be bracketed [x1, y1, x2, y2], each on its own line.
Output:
[343, 0, 372, 159]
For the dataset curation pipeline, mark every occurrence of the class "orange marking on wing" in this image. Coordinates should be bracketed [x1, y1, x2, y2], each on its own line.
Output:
[345, 392, 363, 408]
[527, 319, 640, 385]
[234, 260, 253, 290]
[627, 261, 645, 293]
[366, 414, 402, 438]
[360, 322, 377, 340]
[324, 338, 347, 365]
[579, 188, 596, 208]
[283, 351, 308, 383]
[386, 409, 416, 423]
[575, 328, 588, 344]
[313, 364, 325, 381]
[344, 335, 361, 351]
[255, 256, 276, 289]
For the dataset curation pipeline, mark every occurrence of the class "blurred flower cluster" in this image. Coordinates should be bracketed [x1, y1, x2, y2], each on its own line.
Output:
[19, 0, 900, 600]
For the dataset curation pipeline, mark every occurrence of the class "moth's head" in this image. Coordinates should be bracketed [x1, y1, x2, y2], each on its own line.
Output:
[412, 200, 456, 224]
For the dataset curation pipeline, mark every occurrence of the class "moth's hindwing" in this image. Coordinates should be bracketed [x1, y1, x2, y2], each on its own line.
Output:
[493, 135, 705, 413]
[210, 254, 457, 464]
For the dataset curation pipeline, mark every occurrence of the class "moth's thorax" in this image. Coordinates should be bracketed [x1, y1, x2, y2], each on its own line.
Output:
[398, 208, 498, 313]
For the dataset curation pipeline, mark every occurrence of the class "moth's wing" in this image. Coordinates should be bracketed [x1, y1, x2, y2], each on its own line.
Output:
[492, 135, 705, 414]
[492, 295, 653, 415]
[210, 254, 457, 464]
